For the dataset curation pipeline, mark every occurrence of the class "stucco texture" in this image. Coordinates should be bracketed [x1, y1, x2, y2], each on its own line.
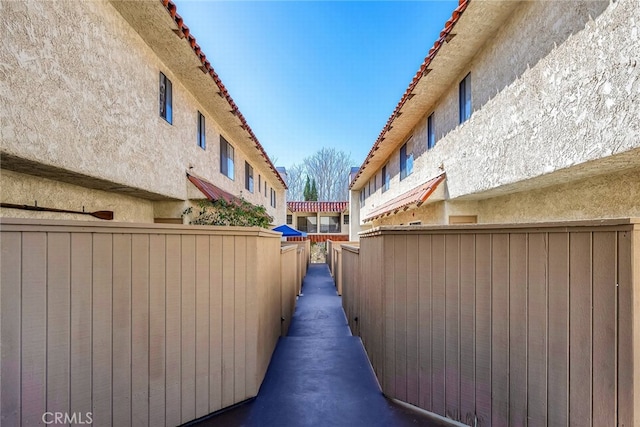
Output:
[358, 0, 640, 226]
[0, 0, 284, 223]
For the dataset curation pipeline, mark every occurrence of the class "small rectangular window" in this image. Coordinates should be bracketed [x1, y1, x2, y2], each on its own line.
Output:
[400, 140, 413, 180]
[197, 112, 206, 149]
[459, 73, 471, 123]
[427, 113, 435, 149]
[320, 216, 340, 233]
[258, 175, 262, 193]
[360, 189, 365, 207]
[220, 136, 234, 179]
[159, 72, 172, 124]
[382, 164, 390, 192]
[343, 214, 349, 225]
[270, 188, 276, 208]
[373, 174, 377, 192]
[286, 214, 293, 225]
[245, 162, 254, 193]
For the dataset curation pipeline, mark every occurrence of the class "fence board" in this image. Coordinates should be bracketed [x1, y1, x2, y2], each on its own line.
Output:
[181, 235, 197, 423]
[195, 235, 211, 418]
[1, 232, 21, 425]
[616, 230, 634, 427]
[92, 234, 113, 427]
[131, 234, 150, 427]
[509, 233, 527, 427]
[234, 236, 248, 402]
[113, 234, 132, 427]
[383, 235, 396, 396]
[148, 234, 166, 427]
[417, 235, 432, 411]
[475, 234, 492, 426]
[406, 235, 419, 406]
[459, 234, 475, 425]
[431, 234, 446, 415]
[221, 235, 235, 407]
[394, 235, 408, 401]
[569, 232, 592, 427]
[209, 235, 224, 412]
[547, 232, 569, 426]
[527, 233, 548, 427]
[165, 234, 182, 427]
[491, 234, 509, 427]
[445, 234, 460, 420]
[70, 234, 92, 420]
[592, 232, 617, 427]
[46, 233, 71, 417]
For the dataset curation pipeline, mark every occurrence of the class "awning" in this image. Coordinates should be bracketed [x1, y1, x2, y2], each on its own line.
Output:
[363, 173, 446, 222]
[272, 224, 308, 237]
[187, 173, 239, 204]
[287, 201, 349, 213]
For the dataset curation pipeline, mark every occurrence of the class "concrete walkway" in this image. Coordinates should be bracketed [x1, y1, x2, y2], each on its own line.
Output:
[190, 264, 448, 427]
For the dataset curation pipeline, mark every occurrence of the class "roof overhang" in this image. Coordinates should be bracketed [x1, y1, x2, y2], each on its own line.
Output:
[187, 172, 240, 204]
[110, 0, 287, 190]
[287, 201, 349, 213]
[350, 0, 520, 190]
[363, 173, 446, 222]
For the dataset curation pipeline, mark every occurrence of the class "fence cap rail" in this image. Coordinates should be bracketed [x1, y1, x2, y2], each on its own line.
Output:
[0, 217, 282, 237]
[280, 245, 297, 254]
[342, 244, 360, 254]
[359, 218, 640, 237]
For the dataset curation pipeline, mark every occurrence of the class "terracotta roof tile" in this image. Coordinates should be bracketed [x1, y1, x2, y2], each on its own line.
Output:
[350, 0, 470, 189]
[187, 173, 240, 204]
[287, 201, 349, 213]
[363, 173, 445, 222]
[161, 0, 287, 189]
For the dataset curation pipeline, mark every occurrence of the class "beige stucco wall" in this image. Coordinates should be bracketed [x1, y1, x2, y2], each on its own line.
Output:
[359, 0, 640, 225]
[0, 169, 154, 222]
[0, 0, 284, 223]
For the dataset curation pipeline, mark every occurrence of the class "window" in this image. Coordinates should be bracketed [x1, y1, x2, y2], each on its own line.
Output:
[459, 73, 472, 123]
[220, 136, 234, 179]
[382, 164, 390, 192]
[258, 175, 262, 193]
[270, 188, 276, 208]
[320, 216, 340, 233]
[286, 214, 293, 225]
[159, 72, 172, 124]
[265, 183, 267, 197]
[360, 189, 365, 207]
[197, 112, 206, 149]
[400, 140, 413, 180]
[297, 216, 317, 233]
[373, 174, 377, 192]
[368, 180, 372, 196]
[245, 162, 254, 193]
[427, 113, 435, 149]
[343, 214, 349, 225]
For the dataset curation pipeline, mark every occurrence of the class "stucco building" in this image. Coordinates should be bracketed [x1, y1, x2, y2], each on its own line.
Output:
[1, 0, 287, 225]
[286, 201, 350, 242]
[349, 0, 640, 240]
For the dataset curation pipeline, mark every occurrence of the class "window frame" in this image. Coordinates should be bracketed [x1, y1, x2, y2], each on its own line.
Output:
[220, 136, 234, 180]
[400, 139, 413, 181]
[343, 214, 349, 225]
[286, 214, 293, 225]
[197, 111, 206, 149]
[382, 164, 390, 193]
[459, 73, 472, 124]
[427, 113, 435, 150]
[159, 72, 173, 124]
[245, 162, 254, 193]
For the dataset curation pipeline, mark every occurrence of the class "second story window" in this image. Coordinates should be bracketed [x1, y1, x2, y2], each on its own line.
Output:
[220, 136, 234, 180]
[258, 175, 262, 193]
[197, 112, 206, 149]
[459, 73, 472, 123]
[359, 189, 365, 207]
[245, 162, 254, 193]
[427, 113, 435, 149]
[159, 72, 172, 124]
[400, 140, 413, 181]
[270, 188, 277, 208]
[382, 164, 390, 192]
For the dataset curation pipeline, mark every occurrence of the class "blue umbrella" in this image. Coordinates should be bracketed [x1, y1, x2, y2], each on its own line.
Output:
[272, 224, 308, 237]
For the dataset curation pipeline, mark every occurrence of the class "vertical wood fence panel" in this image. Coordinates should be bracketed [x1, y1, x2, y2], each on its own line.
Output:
[0, 219, 299, 427]
[340, 220, 639, 427]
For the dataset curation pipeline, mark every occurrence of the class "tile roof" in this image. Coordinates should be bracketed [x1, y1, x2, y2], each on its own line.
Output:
[287, 201, 349, 213]
[187, 173, 240, 204]
[350, 0, 469, 189]
[161, 0, 287, 189]
[363, 173, 445, 222]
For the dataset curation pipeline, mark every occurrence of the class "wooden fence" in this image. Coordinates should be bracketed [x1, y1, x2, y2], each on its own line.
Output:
[0, 218, 303, 427]
[327, 240, 359, 295]
[341, 219, 640, 427]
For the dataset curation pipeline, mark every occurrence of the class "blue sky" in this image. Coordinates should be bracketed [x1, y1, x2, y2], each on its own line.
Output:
[173, 1, 459, 169]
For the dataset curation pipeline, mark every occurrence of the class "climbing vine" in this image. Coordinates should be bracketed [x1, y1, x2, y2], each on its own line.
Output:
[183, 199, 273, 228]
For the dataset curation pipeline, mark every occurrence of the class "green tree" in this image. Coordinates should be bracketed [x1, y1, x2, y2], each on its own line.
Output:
[303, 175, 312, 201]
[310, 179, 318, 201]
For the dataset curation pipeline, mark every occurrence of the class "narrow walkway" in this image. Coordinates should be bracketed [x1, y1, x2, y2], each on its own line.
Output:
[192, 264, 447, 427]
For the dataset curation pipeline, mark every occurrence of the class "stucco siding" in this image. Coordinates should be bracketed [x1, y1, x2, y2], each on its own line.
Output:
[358, 0, 639, 226]
[0, 169, 154, 222]
[1, 0, 284, 222]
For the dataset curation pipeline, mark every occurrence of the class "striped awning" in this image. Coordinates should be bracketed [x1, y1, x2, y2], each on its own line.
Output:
[187, 173, 239, 204]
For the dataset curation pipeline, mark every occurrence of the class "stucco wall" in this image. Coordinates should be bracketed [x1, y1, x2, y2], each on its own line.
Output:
[359, 0, 639, 224]
[0, 0, 284, 222]
[0, 169, 154, 222]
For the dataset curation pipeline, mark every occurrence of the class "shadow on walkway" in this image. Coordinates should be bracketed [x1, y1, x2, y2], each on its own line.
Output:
[188, 264, 450, 427]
